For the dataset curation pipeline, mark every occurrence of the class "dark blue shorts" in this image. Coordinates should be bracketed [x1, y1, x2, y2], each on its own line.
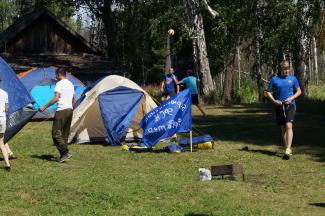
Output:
[191, 94, 199, 105]
[275, 104, 296, 125]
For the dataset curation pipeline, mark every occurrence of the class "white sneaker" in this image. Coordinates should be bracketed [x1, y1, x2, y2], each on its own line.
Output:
[285, 148, 292, 156]
[8, 151, 14, 158]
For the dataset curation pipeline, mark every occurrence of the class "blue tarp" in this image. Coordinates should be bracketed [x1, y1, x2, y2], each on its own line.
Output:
[98, 86, 143, 146]
[178, 135, 214, 146]
[0, 57, 34, 114]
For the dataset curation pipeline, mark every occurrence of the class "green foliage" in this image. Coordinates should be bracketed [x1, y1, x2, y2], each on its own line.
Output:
[114, 1, 189, 83]
[0, 0, 20, 32]
[33, 0, 79, 31]
[206, 0, 258, 75]
[233, 78, 259, 104]
[0, 0, 79, 32]
[205, 89, 223, 104]
[308, 82, 325, 101]
[204, 78, 259, 104]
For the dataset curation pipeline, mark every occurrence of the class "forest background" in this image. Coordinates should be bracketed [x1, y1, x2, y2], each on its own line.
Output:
[1, 0, 325, 103]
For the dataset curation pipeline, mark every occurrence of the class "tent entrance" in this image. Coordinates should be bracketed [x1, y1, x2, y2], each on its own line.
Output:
[98, 86, 144, 145]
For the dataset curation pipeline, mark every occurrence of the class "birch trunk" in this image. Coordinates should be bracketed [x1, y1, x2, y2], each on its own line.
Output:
[313, 37, 319, 84]
[237, 45, 241, 90]
[293, 1, 310, 97]
[256, 39, 264, 102]
[256, 1, 264, 102]
[184, 0, 216, 95]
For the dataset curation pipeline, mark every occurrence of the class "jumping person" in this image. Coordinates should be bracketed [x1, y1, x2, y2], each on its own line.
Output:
[0, 79, 10, 170]
[172, 69, 206, 116]
[161, 67, 179, 101]
[266, 60, 301, 159]
[39, 68, 76, 163]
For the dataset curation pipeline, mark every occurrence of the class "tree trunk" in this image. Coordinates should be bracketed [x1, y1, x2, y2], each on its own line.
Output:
[101, 0, 114, 58]
[255, 38, 264, 102]
[294, 3, 309, 97]
[184, 0, 216, 95]
[165, 36, 171, 71]
[192, 40, 202, 93]
[294, 35, 309, 97]
[237, 45, 241, 90]
[313, 36, 319, 84]
[295, 53, 309, 97]
[256, 1, 264, 102]
[222, 57, 235, 104]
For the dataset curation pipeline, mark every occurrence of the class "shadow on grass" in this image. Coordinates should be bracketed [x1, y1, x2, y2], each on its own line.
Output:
[131, 148, 199, 154]
[185, 214, 211, 216]
[309, 203, 325, 208]
[0, 156, 18, 161]
[239, 147, 281, 158]
[194, 100, 325, 162]
[31, 154, 57, 162]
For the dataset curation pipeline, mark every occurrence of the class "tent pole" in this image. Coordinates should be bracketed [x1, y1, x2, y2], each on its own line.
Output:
[190, 130, 193, 153]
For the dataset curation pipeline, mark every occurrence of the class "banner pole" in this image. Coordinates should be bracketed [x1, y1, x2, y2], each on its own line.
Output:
[190, 130, 193, 152]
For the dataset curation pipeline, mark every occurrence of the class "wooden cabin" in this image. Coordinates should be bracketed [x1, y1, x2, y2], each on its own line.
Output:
[0, 8, 95, 54]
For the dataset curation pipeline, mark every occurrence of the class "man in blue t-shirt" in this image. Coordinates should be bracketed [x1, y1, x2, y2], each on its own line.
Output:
[266, 60, 301, 159]
[173, 69, 206, 116]
[160, 67, 179, 101]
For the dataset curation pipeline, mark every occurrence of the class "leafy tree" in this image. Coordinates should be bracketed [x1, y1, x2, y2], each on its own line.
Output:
[0, 0, 20, 32]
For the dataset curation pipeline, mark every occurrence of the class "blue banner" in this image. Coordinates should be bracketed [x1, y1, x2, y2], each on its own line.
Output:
[140, 89, 192, 148]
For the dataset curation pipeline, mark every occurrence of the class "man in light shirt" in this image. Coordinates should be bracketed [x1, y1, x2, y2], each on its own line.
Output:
[39, 68, 76, 163]
[172, 69, 206, 116]
[0, 78, 11, 170]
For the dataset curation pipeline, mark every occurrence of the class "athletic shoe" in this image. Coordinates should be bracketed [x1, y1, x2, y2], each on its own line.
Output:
[4, 166, 11, 171]
[58, 153, 72, 163]
[8, 151, 14, 158]
[283, 148, 292, 160]
[285, 148, 292, 155]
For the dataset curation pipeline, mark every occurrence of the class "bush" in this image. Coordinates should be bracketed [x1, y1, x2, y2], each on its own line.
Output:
[204, 89, 223, 104]
[308, 82, 325, 101]
[233, 78, 259, 104]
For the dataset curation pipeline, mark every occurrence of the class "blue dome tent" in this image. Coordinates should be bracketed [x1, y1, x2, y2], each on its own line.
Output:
[18, 67, 86, 119]
[68, 75, 157, 145]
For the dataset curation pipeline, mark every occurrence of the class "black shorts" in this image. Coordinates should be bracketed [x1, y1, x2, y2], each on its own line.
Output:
[162, 91, 176, 97]
[275, 104, 296, 125]
[191, 94, 199, 105]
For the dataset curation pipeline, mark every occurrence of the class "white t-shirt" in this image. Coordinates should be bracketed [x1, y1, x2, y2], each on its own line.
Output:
[0, 88, 8, 117]
[54, 79, 74, 111]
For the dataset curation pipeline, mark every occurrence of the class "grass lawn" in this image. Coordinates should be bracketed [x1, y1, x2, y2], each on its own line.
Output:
[1, 101, 324, 215]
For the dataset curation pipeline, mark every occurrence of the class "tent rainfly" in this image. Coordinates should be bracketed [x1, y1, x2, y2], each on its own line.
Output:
[0, 57, 36, 142]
